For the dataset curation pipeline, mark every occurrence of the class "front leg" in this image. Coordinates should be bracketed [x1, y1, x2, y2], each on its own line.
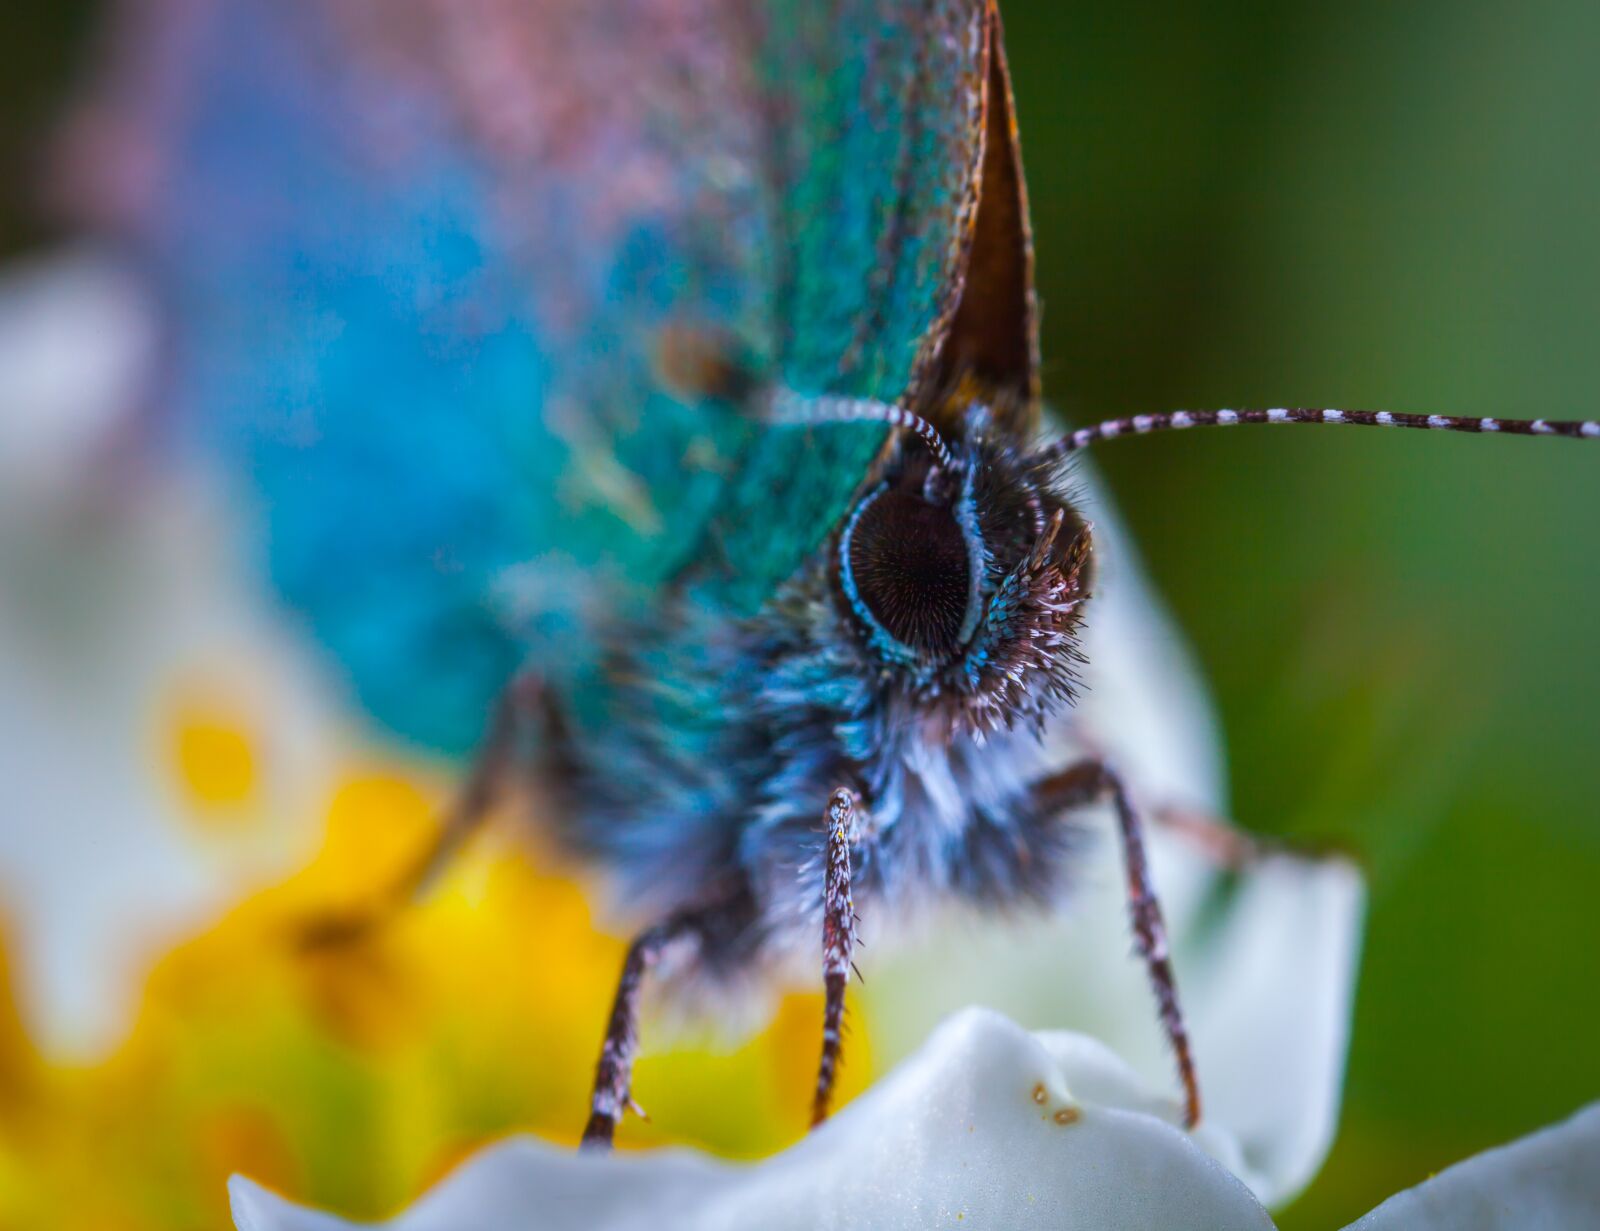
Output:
[811, 787, 862, 1126]
[1035, 759, 1202, 1129]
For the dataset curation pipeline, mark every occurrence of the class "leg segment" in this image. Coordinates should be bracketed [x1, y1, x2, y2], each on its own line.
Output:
[582, 912, 701, 1149]
[1155, 803, 1345, 869]
[1036, 759, 1202, 1128]
[1152, 804, 1266, 870]
[298, 674, 544, 947]
[812, 787, 861, 1127]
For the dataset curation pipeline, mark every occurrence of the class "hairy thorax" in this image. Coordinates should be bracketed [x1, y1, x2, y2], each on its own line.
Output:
[548, 417, 1099, 982]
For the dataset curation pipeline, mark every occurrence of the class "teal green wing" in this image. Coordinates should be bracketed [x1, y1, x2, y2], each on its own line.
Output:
[706, 0, 1035, 613]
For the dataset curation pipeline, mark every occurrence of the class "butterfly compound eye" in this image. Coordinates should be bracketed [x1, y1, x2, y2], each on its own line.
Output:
[840, 484, 975, 657]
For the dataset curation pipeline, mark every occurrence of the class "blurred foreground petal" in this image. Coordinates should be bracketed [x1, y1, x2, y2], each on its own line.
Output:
[230, 1008, 1273, 1231]
[1342, 1103, 1600, 1230]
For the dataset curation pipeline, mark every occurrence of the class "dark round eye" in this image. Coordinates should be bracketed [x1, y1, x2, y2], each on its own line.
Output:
[841, 483, 975, 656]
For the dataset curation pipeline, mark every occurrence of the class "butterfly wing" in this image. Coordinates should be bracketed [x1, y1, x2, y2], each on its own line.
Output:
[65, 0, 1015, 754]
[703, 1, 1042, 613]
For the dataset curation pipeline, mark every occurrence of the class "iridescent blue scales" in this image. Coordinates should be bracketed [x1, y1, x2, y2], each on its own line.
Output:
[68, 0, 1598, 1153]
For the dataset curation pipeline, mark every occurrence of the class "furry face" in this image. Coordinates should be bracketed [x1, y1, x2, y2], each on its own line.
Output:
[834, 418, 1092, 738]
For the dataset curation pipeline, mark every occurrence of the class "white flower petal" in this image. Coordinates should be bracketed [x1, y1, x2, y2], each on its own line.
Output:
[1068, 468, 1228, 812]
[231, 1008, 1274, 1231]
[0, 474, 343, 1054]
[0, 246, 155, 513]
[1184, 849, 1363, 1200]
[1342, 1103, 1600, 1230]
[0, 251, 344, 1055]
[861, 838, 1363, 1209]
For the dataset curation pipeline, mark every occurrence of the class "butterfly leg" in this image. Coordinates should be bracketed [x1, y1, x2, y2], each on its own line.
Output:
[1151, 804, 1267, 869]
[812, 787, 862, 1127]
[298, 673, 544, 948]
[1154, 804, 1345, 870]
[1035, 759, 1202, 1128]
[581, 910, 706, 1149]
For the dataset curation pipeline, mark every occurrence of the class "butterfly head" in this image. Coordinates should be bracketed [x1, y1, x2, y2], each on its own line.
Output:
[834, 409, 1091, 735]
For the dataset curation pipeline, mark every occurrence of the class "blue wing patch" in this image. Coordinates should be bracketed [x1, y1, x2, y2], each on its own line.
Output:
[68, 0, 997, 754]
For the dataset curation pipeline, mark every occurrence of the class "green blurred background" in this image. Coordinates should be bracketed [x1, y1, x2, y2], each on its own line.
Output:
[4, 2, 1597, 1225]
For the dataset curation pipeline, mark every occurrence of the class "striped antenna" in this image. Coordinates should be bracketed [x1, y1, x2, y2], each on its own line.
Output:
[769, 388, 955, 472]
[1038, 407, 1600, 461]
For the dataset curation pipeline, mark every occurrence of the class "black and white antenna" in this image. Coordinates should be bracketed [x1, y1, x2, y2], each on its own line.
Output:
[768, 389, 955, 473]
[1036, 406, 1600, 462]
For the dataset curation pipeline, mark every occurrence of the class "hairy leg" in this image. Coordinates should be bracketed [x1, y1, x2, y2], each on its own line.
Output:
[581, 910, 706, 1148]
[584, 787, 862, 1146]
[812, 787, 862, 1127]
[1035, 759, 1202, 1129]
[298, 673, 544, 947]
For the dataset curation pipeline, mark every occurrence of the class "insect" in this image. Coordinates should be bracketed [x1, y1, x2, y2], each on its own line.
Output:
[66, 0, 1596, 1146]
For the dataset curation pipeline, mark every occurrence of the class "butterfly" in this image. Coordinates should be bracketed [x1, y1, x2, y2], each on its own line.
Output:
[64, 0, 1597, 1145]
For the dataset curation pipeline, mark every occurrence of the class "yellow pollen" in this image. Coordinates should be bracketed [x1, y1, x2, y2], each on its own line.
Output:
[169, 699, 258, 814]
